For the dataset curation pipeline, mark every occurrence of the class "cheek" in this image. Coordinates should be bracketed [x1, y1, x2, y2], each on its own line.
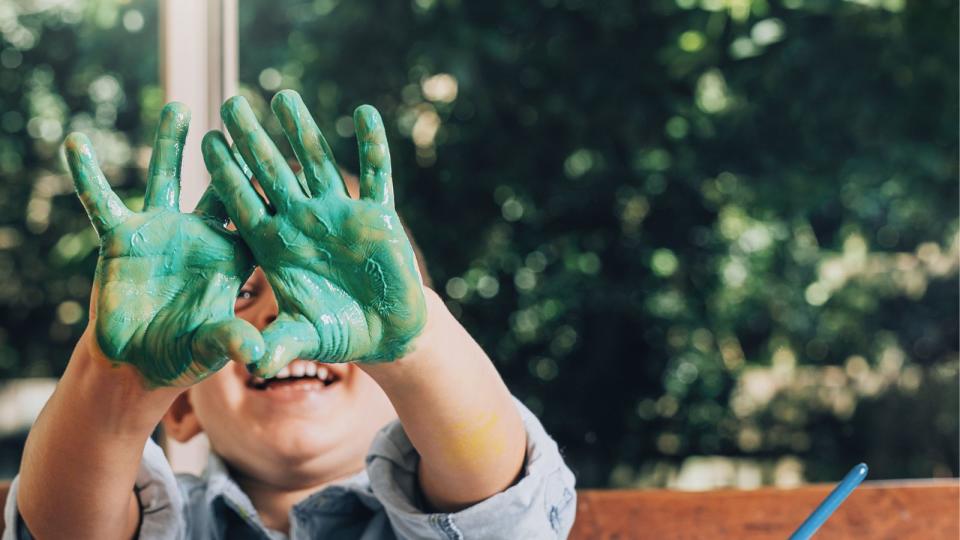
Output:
[190, 368, 249, 432]
[234, 305, 256, 325]
[348, 369, 397, 423]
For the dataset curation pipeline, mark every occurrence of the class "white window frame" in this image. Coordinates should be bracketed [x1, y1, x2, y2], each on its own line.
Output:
[159, 0, 238, 473]
[160, 0, 238, 211]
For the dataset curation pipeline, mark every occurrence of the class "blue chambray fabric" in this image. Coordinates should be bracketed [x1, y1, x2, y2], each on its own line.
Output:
[3, 400, 576, 539]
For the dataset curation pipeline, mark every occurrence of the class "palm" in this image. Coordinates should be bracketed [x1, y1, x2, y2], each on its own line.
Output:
[66, 104, 263, 387]
[95, 210, 255, 385]
[255, 196, 423, 362]
[203, 91, 426, 376]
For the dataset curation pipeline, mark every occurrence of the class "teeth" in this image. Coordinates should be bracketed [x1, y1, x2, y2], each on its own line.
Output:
[317, 366, 329, 381]
[275, 366, 290, 379]
[305, 363, 317, 377]
[291, 362, 307, 377]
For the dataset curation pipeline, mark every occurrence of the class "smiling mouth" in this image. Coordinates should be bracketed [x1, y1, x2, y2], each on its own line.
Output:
[246, 360, 341, 391]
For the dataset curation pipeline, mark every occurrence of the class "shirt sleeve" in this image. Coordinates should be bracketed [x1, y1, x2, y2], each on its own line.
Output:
[365, 398, 577, 540]
[2, 437, 185, 540]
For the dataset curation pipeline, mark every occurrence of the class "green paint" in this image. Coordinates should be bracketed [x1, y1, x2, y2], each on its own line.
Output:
[202, 91, 426, 377]
[65, 102, 264, 387]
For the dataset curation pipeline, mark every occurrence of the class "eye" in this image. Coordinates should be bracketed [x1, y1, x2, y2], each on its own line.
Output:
[235, 288, 256, 310]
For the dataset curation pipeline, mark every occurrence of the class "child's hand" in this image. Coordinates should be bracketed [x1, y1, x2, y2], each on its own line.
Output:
[202, 91, 426, 377]
[66, 103, 264, 388]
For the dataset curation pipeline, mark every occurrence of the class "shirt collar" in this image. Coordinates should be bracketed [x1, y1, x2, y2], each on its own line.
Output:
[201, 451, 378, 533]
[203, 451, 282, 540]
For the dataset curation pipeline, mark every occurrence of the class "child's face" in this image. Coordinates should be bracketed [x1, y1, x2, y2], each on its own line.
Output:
[162, 268, 397, 487]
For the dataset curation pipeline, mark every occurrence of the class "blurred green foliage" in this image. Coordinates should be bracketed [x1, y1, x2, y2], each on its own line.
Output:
[0, 0, 956, 487]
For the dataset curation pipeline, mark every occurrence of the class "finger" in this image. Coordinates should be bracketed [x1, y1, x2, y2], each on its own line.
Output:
[202, 130, 269, 231]
[220, 95, 304, 210]
[270, 89, 346, 198]
[144, 102, 190, 210]
[252, 315, 321, 378]
[64, 132, 131, 235]
[353, 105, 394, 207]
[190, 318, 266, 377]
[193, 183, 229, 225]
[230, 142, 253, 179]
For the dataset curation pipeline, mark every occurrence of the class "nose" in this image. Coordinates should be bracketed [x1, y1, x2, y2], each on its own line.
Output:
[242, 271, 280, 330]
[259, 311, 277, 328]
[252, 291, 279, 330]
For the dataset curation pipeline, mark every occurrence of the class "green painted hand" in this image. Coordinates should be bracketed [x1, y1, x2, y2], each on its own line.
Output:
[66, 103, 264, 388]
[202, 91, 426, 377]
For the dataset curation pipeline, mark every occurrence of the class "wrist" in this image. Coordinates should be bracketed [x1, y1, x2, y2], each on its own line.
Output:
[359, 287, 447, 386]
[68, 326, 182, 437]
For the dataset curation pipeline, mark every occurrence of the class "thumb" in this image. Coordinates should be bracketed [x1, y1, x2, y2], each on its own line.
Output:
[191, 318, 265, 374]
[253, 315, 321, 378]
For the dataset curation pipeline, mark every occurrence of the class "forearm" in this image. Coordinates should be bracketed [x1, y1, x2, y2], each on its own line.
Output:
[17, 328, 180, 540]
[361, 289, 526, 512]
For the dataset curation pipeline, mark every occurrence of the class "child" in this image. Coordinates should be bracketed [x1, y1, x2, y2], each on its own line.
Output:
[5, 90, 576, 539]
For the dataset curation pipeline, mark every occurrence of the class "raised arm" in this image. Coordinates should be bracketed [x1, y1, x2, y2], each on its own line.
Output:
[18, 331, 180, 540]
[360, 288, 527, 511]
[17, 104, 262, 539]
[204, 91, 525, 510]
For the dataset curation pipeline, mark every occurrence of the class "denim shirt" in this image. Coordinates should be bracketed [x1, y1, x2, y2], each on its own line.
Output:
[4, 400, 576, 539]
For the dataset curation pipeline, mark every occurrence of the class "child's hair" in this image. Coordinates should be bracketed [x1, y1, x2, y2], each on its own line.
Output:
[400, 219, 432, 289]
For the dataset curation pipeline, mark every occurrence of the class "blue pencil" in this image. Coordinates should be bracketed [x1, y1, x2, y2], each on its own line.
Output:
[789, 463, 869, 540]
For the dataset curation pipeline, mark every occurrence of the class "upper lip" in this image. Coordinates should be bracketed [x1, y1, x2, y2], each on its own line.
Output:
[246, 359, 343, 389]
